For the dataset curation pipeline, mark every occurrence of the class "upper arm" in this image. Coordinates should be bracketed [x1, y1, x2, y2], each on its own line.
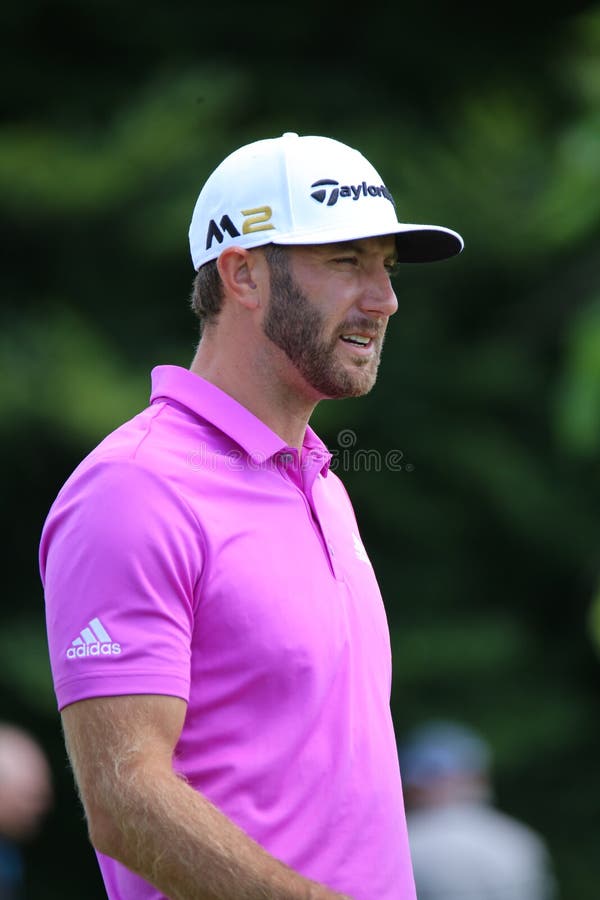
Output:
[42, 461, 203, 714]
[61, 694, 187, 844]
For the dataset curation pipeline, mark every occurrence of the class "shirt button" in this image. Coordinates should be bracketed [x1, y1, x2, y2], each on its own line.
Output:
[329, 543, 335, 556]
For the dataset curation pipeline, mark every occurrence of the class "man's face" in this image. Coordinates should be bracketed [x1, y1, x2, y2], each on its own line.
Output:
[0, 732, 53, 841]
[261, 237, 398, 400]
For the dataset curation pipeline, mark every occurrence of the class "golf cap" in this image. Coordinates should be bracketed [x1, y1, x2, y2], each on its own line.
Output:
[189, 132, 464, 270]
[398, 720, 492, 789]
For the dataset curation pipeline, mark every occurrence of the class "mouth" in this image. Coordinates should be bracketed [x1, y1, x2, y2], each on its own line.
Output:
[339, 333, 377, 354]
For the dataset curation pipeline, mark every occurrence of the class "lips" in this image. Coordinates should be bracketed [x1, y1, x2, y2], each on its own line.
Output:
[340, 334, 372, 346]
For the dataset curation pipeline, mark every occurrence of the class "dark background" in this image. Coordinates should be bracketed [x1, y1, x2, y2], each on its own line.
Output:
[2, 2, 600, 896]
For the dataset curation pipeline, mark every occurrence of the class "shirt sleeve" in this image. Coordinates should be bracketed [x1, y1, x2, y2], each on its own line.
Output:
[40, 459, 204, 710]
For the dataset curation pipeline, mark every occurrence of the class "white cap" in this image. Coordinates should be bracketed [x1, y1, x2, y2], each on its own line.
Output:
[189, 132, 464, 270]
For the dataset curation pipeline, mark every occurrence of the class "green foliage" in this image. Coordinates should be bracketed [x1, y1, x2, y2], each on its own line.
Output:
[0, 620, 55, 712]
[554, 298, 600, 455]
[0, 307, 148, 440]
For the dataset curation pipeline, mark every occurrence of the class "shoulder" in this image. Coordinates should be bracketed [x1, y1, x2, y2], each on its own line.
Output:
[40, 454, 205, 582]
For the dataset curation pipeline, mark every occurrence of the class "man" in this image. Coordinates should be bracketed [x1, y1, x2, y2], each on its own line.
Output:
[399, 719, 559, 899]
[39, 132, 463, 900]
[0, 723, 53, 900]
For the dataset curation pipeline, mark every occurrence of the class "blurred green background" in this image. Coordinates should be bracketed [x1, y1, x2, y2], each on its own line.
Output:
[2, 1, 600, 896]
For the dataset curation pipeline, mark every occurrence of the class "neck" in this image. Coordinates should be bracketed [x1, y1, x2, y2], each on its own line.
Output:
[190, 334, 317, 452]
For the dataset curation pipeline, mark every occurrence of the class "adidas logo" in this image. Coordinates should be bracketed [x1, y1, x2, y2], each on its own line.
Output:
[310, 178, 394, 207]
[352, 531, 371, 565]
[66, 617, 121, 659]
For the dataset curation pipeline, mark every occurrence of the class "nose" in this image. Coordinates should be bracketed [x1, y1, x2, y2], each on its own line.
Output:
[358, 270, 398, 319]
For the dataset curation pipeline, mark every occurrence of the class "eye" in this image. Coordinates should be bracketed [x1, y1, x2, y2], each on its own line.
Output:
[385, 261, 400, 278]
[334, 256, 359, 266]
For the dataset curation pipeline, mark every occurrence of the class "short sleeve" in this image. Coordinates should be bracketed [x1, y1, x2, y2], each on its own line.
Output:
[40, 459, 204, 710]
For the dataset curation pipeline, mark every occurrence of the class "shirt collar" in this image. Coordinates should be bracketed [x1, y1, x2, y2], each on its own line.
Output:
[150, 365, 331, 475]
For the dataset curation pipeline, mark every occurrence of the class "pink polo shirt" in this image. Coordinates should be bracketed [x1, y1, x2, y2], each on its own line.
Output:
[39, 365, 416, 900]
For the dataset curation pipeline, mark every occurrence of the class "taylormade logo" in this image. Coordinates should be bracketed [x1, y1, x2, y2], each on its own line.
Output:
[66, 617, 121, 660]
[310, 179, 394, 207]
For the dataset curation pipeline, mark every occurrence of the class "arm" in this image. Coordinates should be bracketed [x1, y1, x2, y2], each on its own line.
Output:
[61, 694, 351, 900]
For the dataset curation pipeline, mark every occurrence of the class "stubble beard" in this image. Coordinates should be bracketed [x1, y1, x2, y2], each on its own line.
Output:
[262, 255, 385, 400]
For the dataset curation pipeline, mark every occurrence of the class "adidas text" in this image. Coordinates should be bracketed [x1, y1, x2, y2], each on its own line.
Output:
[67, 642, 121, 659]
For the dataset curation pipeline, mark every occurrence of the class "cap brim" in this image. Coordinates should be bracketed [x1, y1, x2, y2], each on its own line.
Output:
[393, 224, 463, 263]
[271, 223, 463, 263]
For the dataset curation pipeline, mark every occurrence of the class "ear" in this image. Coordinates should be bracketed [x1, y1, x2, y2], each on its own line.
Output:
[217, 247, 266, 311]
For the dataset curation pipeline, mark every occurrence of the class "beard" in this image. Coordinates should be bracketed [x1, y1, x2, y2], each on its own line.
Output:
[262, 251, 385, 399]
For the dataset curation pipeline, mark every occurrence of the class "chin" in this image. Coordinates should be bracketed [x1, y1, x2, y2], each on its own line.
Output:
[346, 365, 380, 397]
[324, 374, 378, 400]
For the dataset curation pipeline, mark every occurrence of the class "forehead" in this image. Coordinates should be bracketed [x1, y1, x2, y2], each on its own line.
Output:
[298, 235, 398, 258]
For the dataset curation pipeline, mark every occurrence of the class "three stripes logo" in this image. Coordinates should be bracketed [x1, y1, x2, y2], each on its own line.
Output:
[352, 531, 371, 565]
[66, 617, 121, 660]
[310, 179, 395, 207]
